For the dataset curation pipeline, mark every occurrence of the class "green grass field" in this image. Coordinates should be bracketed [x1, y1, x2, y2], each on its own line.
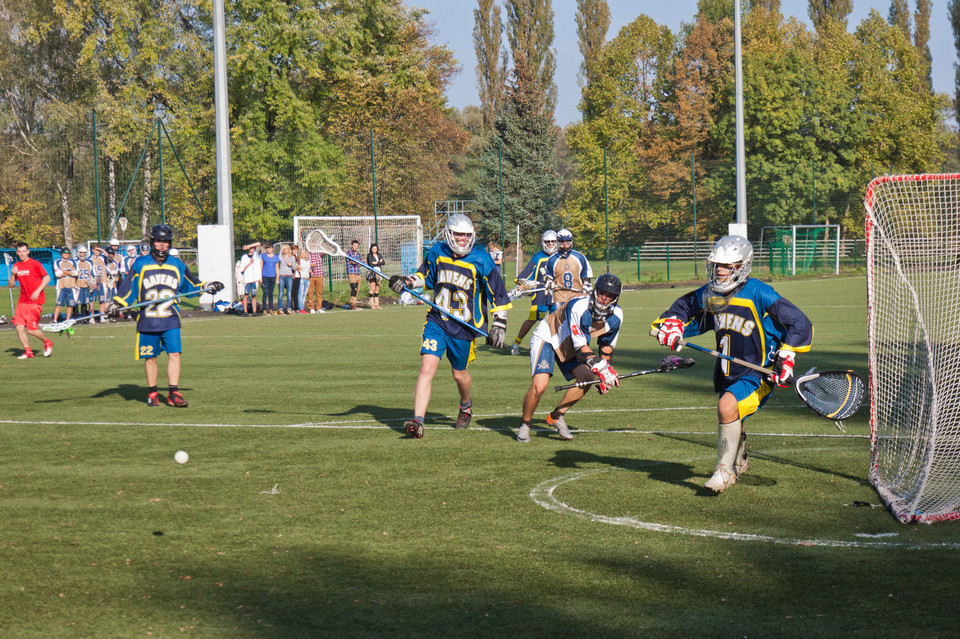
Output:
[3, 275, 960, 638]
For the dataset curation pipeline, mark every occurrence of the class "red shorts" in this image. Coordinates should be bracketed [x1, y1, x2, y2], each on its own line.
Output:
[13, 302, 42, 331]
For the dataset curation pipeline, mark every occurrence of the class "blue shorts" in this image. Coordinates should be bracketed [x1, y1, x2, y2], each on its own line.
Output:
[57, 288, 76, 306]
[723, 375, 773, 421]
[531, 338, 579, 381]
[76, 288, 91, 305]
[420, 320, 475, 371]
[244, 282, 258, 296]
[527, 305, 551, 322]
[137, 329, 182, 360]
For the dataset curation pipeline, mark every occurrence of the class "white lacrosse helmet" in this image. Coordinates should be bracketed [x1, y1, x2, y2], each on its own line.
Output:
[444, 214, 475, 256]
[541, 230, 558, 255]
[707, 235, 753, 294]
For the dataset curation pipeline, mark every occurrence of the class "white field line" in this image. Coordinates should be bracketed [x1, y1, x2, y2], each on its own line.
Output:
[530, 469, 960, 550]
[0, 413, 867, 438]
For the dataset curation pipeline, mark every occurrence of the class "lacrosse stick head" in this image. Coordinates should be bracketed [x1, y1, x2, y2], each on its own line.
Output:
[305, 229, 344, 256]
[795, 368, 865, 422]
[658, 355, 696, 372]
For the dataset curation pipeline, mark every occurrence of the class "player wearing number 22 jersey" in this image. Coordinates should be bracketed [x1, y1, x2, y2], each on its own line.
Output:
[114, 252, 204, 334]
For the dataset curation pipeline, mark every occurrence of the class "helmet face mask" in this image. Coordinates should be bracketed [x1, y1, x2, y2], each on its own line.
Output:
[150, 224, 174, 262]
[444, 214, 475, 257]
[589, 273, 622, 319]
[707, 235, 753, 295]
[557, 228, 573, 257]
[541, 230, 558, 255]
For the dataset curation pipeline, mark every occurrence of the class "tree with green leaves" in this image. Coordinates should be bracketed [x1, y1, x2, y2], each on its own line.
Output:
[474, 0, 508, 133]
[575, 0, 610, 89]
[504, 0, 558, 119]
[914, 0, 932, 90]
[951, 0, 960, 136]
[808, 0, 853, 31]
[474, 50, 562, 247]
[889, 0, 912, 38]
[565, 15, 675, 249]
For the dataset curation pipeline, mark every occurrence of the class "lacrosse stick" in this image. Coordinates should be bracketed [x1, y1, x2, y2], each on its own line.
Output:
[509, 287, 548, 301]
[647, 329, 865, 427]
[555, 356, 696, 391]
[304, 229, 487, 337]
[4, 253, 14, 315]
[41, 288, 209, 333]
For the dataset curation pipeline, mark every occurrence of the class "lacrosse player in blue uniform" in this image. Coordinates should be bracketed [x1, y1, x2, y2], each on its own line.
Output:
[109, 224, 223, 407]
[653, 235, 813, 493]
[509, 229, 558, 356]
[519, 273, 624, 442]
[389, 214, 512, 439]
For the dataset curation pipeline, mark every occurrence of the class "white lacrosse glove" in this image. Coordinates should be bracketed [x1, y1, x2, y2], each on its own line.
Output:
[657, 317, 684, 351]
[486, 311, 507, 349]
[543, 275, 555, 292]
[768, 350, 796, 388]
[581, 279, 592, 295]
[587, 356, 619, 394]
[508, 285, 523, 301]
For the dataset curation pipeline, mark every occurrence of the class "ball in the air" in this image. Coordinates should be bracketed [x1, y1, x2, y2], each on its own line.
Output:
[174, 450, 189, 464]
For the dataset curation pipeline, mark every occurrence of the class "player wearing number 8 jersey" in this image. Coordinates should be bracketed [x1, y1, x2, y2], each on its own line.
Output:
[652, 235, 813, 493]
[544, 229, 592, 308]
[392, 214, 512, 438]
[112, 224, 219, 407]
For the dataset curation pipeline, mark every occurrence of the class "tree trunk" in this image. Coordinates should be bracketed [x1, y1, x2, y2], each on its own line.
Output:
[108, 156, 117, 240]
[141, 149, 152, 240]
[56, 155, 74, 248]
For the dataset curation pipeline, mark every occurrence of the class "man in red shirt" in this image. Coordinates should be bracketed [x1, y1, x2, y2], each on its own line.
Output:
[8, 242, 53, 359]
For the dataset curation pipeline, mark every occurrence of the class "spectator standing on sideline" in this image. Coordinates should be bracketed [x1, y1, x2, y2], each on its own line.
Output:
[488, 241, 503, 272]
[53, 247, 77, 323]
[277, 244, 295, 314]
[239, 241, 262, 315]
[74, 246, 94, 321]
[9, 241, 53, 359]
[346, 239, 364, 310]
[297, 245, 310, 313]
[366, 243, 385, 310]
[260, 243, 280, 314]
[290, 245, 303, 312]
[306, 245, 327, 314]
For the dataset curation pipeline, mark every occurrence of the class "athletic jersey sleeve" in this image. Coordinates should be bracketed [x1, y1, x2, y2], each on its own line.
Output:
[597, 307, 624, 349]
[579, 253, 593, 280]
[178, 262, 205, 295]
[764, 293, 813, 353]
[567, 298, 592, 352]
[483, 264, 512, 314]
[652, 286, 709, 337]
[517, 256, 538, 282]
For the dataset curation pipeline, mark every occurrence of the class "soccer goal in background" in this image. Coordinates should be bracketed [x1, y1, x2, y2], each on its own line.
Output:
[758, 224, 840, 276]
[292, 215, 422, 282]
[866, 173, 960, 523]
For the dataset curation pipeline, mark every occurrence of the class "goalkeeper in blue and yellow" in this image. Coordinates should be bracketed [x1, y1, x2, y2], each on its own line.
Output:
[653, 235, 813, 493]
[109, 224, 223, 408]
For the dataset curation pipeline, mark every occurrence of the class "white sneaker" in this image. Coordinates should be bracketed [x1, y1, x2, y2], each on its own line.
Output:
[510, 343, 520, 356]
[517, 424, 531, 442]
[317, 308, 326, 314]
[547, 414, 573, 440]
[43, 341, 53, 357]
[705, 464, 736, 492]
[309, 309, 316, 314]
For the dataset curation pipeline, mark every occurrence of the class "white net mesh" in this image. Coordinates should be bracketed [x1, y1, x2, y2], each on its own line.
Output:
[866, 173, 960, 523]
[293, 216, 422, 281]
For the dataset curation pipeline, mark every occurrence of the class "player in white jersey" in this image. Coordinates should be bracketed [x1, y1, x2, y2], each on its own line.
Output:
[518, 274, 624, 442]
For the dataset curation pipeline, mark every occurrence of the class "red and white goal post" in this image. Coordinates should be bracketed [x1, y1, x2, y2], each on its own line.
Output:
[865, 173, 960, 523]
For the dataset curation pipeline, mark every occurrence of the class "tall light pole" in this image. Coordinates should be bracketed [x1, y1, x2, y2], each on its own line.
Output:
[731, 0, 748, 239]
[213, 0, 233, 237]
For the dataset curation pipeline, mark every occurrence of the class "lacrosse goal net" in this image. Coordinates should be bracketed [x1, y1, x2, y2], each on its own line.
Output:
[293, 216, 422, 281]
[866, 173, 960, 523]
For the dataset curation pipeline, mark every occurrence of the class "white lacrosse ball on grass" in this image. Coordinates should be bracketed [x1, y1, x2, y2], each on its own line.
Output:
[174, 450, 189, 465]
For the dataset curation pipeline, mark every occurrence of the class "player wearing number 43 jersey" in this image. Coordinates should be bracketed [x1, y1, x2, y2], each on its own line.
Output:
[389, 214, 512, 439]
[111, 224, 223, 408]
[653, 235, 813, 493]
